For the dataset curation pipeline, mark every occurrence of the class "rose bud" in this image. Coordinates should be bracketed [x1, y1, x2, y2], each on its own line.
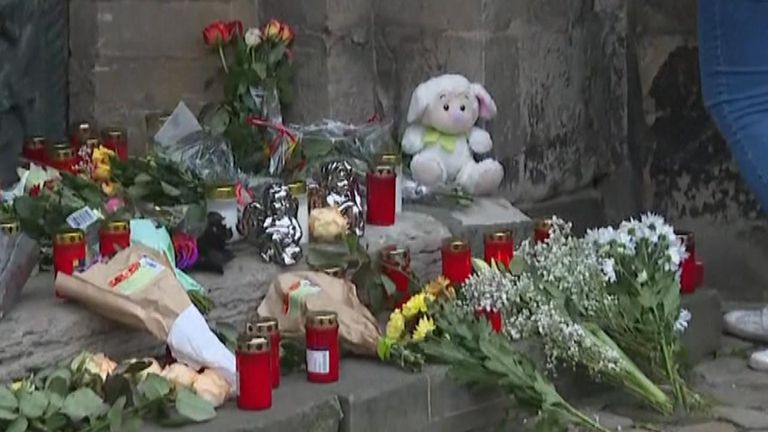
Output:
[74, 352, 118, 381]
[203, 20, 233, 46]
[263, 19, 282, 39]
[132, 358, 163, 381]
[162, 363, 199, 389]
[193, 369, 230, 407]
[227, 20, 244, 38]
[309, 207, 348, 242]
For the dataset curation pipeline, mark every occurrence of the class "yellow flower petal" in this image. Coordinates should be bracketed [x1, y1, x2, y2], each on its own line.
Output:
[412, 316, 436, 342]
[385, 310, 405, 340]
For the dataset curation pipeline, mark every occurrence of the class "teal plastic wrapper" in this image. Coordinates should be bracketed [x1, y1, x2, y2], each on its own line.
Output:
[129, 219, 204, 293]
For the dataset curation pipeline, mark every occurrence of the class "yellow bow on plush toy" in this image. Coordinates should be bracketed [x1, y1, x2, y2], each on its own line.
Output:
[423, 128, 457, 153]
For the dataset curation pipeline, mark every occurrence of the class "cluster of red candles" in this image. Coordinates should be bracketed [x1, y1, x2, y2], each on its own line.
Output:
[236, 311, 340, 411]
[21, 121, 128, 174]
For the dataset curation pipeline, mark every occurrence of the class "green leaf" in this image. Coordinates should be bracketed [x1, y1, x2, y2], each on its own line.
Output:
[62, 388, 105, 422]
[137, 374, 171, 400]
[45, 369, 71, 396]
[18, 391, 48, 419]
[103, 374, 132, 406]
[45, 413, 69, 430]
[160, 182, 182, 197]
[306, 247, 348, 268]
[174, 388, 216, 423]
[108, 396, 126, 432]
[6, 416, 28, 432]
[268, 44, 286, 65]
[301, 137, 335, 159]
[254, 62, 267, 80]
[45, 393, 63, 418]
[507, 257, 528, 275]
[380, 274, 397, 295]
[207, 107, 231, 137]
[0, 386, 18, 410]
[134, 173, 153, 184]
[0, 408, 18, 420]
[472, 258, 491, 274]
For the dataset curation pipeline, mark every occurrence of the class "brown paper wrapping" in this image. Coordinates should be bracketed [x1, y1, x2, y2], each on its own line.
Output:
[256, 271, 381, 356]
[54, 244, 191, 341]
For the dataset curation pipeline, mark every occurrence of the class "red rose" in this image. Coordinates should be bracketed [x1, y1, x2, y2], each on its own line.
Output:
[227, 20, 244, 38]
[203, 20, 233, 46]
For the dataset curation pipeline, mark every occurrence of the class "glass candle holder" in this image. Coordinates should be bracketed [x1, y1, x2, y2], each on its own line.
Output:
[534, 219, 552, 244]
[246, 317, 281, 389]
[305, 311, 340, 384]
[288, 180, 310, 244]
[676, 231, 699, 294]
[207, 185, 240, 242]
[236, 337, 272, 411]
[366, 165, 396, 226]
[102, 127, 128, 161]
[442, 239, 472, 286]
[48, 146, 77, 174]
[378, 153, 403, 214]
[380, 245, 412, 308]
[484, 230, 514, 267]
[23, 137, 48, 165]
[99, 220, 131, 259]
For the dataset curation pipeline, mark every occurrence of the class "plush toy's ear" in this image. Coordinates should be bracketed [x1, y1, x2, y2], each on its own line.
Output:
[407, 82, 431, 123]
[471, 83, 498, 120]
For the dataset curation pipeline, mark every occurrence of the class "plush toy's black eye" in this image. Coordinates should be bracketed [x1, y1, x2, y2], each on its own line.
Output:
[443, 104, 450, 111]
[460, 105, 466, 112]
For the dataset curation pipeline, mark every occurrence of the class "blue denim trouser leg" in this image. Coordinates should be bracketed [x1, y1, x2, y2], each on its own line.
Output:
[699, 0, 768, 210]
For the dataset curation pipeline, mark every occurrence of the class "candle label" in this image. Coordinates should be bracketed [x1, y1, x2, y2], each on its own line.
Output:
[108, 256, 165, 294]
[306, 349, 330, 374]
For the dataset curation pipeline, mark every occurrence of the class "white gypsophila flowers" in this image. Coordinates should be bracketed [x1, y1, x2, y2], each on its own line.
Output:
[461, 269, 517, 312]
[244, 27, 262, 47]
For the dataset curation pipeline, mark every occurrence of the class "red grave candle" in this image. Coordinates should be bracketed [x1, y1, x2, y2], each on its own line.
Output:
[380, 246, 412, 308]
[236, 337, 272, 411]
[102, 127, 128, 161]
[677, 231, 700, 294]
[99, 220, 131, 259]
[70, 121, 93, 150]
[53, 229, 87, 297]
[247, 317, 281, 389]
[534, 220, 552, 244]
[366, 165, 396, 226]
[49, 146, 77, 174]
[23, 137, 48, 164]
[305, 311, 340, 384]
[475, 308, 503, 333]
[442, 239, 472, 286]
[484, 230, 514, 267]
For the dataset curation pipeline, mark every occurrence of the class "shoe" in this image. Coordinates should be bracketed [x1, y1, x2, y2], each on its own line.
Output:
[724, 308, 768, 343]
[750, 349, 768, 371]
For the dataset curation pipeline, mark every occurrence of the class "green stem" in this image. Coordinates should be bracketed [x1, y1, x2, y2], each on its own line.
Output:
[218, 45, 230, 74]
[561, 401, 612, 432]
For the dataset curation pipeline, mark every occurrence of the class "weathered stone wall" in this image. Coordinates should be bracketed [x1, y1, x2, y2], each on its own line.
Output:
[69, 1, 628, 202]
[68, 0, 259, 154]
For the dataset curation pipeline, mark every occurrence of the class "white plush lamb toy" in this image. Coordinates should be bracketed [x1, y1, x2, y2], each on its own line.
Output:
[402, 74, 504, 195]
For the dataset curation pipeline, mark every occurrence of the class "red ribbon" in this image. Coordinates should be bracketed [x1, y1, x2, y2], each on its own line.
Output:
[246, 116, 298, 156]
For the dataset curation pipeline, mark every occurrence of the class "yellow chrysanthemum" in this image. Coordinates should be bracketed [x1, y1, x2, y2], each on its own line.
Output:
[412, 316, 436, 342]
[401, 293, 428, 319]
[423, 276, 456, 300]
[385, 310, 405, 340]
[10, 380, 23, 392]
[101, 181, 117, 196]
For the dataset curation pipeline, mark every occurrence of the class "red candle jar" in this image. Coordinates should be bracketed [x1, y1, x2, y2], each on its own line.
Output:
[484, 230, 514, 267]
[70, 121, 93, 150]
[102, 127, 128, 161]
[99, 220, 131, 259]
[53, 229, 86, 296]
[247, 317, 281, 389]
[366, 165, 396, 226]
[23, 137, 48, 164]
[534, 220, 552, 243]
[475, 308, 503, 333]
[49, 146, 77, 174]
[380, 246, 412, 308]
[305, 311, 340, 384]
[442, 239, 472, 286]
[236, 337, 272, 411]
[677, 231, 699, 294]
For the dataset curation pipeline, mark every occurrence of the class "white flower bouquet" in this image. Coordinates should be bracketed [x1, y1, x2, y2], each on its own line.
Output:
[464, 217, 673, 414]
[586, 213, 702, 411]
